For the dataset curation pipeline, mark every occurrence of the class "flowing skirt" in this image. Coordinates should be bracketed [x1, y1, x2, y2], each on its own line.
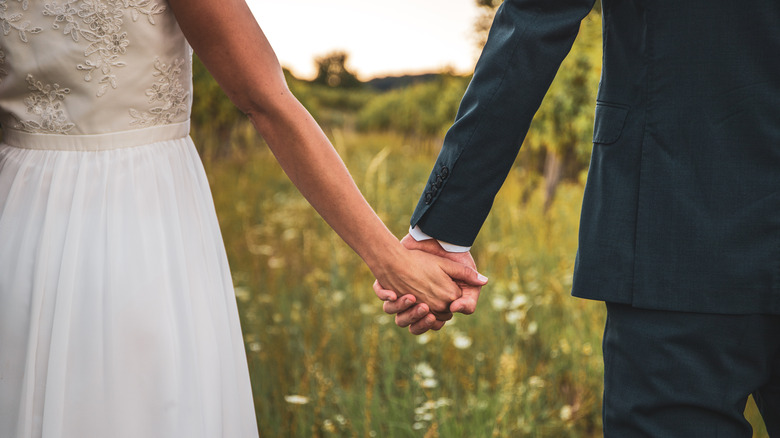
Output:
[0, 123, 258, 438]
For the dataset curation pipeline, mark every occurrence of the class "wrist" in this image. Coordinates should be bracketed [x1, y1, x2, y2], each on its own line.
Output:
[360, 233, 407, 280]
[409, 225, 472, 253]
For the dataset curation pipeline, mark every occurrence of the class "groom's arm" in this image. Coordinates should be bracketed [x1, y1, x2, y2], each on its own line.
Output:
[380, 0, 597, 334]
[411, 0, 596, 245]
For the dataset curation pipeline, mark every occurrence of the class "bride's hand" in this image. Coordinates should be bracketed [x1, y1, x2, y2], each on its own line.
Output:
[371, 248, 487, 320]
[374, 234, 487, 334]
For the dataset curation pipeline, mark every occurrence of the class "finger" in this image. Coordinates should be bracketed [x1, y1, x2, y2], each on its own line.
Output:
[382, 295, 417, 314]
[450, 294, 478, 314]
[372, 280, 397, 301]
[437, 258, 488, 287]
[431, 309, 454, 321]
[407, 312, 448, 334]
[409, 313, 438, 335]
[400, 233, 448, 256]
[394, 303, 431, 328]
[429, 320, 446, 331]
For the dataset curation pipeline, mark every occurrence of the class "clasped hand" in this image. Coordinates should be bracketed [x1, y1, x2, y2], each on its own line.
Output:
[373, 234, 486, 335]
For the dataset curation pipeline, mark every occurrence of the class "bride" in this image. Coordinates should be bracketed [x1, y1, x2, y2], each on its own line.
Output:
[0, 0, 486, 436]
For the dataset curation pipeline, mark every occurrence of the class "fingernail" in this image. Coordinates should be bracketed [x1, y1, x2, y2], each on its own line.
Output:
[417, 307, 427, 316]
[478, 274, 488, 282]
[403, 298, 411, 305]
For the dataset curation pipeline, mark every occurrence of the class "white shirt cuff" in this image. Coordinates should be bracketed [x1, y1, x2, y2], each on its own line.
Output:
[409, 225, 471, 253]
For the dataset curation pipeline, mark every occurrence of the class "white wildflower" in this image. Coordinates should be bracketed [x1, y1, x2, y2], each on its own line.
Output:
[331, 290, 346, 304]
[510, 294, 528, 308]
[491, 295, 508, 310]
[560, 405, 573, 421]
[505, 309, 525, 324]
[414, 362, 435, 379]
[284, 395, 310, 405]
[434, 398, 453, 408]
[452, 333, 472, 350]
[234, 286, 251, 302]
[420, 378, 439, 389]
[267, 256, 285, 269]
[528, 376, 545, 388]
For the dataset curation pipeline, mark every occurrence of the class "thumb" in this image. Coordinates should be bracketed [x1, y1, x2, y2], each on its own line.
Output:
[438, 258, 488, 286]
[372, 280, 397, 301]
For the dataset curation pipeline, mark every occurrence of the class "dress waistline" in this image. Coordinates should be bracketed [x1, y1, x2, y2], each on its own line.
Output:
[1, 121, 191, 151]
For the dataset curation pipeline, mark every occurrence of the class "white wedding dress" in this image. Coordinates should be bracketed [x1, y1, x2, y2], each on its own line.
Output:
[0, 1, 259, 437]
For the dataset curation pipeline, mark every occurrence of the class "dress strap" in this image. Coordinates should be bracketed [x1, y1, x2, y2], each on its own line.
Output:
[1, 121, 191, 151]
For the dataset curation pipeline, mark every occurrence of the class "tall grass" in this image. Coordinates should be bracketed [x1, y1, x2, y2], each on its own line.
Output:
[197, 125, 768, 437]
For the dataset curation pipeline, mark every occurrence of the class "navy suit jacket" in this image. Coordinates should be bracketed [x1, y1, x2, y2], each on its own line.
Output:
[410, 0, 780, 314]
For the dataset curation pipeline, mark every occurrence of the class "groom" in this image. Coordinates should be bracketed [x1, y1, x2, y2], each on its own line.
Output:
[375, 0, 780, 435]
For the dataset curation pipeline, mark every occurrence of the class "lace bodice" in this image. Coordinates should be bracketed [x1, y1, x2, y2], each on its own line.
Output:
[0, 0, 191, 136]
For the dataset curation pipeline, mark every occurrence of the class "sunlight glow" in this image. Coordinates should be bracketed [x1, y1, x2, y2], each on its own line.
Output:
[246, 0, 482, 80]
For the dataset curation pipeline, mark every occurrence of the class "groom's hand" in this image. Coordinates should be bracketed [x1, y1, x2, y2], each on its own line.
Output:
[374, 233, 485, 335]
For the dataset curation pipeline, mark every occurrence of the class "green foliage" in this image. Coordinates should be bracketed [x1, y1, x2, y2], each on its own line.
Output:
[191, 56, 244, 135]
[203, 129, 606, 437]
[355, 75, 470, 138]
[523, 12, 603, 179]
[189, 58, 373, 158]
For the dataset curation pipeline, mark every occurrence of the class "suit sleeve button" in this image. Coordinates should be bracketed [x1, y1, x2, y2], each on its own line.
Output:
[424, 192, 433, 204]
[441, 166, 450, 178]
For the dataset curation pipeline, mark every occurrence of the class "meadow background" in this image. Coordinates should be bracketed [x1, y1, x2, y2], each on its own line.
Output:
[191, 5, 769, 437]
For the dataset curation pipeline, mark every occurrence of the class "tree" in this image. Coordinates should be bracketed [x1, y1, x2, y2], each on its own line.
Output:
[312, 51, 362, 88]
[525, 13, 602, 210]
[473, 0, 503, 49]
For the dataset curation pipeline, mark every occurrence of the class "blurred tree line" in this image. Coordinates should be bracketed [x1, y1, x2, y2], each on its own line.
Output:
[191, 1, 602, 206]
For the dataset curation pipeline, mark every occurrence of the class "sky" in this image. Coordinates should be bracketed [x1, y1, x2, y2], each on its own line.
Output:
[246, 0, 483, 80]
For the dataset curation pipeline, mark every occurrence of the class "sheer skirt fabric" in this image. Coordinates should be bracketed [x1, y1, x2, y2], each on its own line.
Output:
[0, 127, 258, 438]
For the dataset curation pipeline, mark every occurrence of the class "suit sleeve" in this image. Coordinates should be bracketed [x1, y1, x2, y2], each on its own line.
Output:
[410, 0, 596, 246]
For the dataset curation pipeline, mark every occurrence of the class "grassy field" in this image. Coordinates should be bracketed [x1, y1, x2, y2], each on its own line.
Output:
[195, 123, 769, 437]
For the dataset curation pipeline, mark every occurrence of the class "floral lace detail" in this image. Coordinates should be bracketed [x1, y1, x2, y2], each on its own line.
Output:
[0, 0, 42, 81]
[129, 57, 189, 127]
[42, 0, 165, 97]
[15, 74, 76, 133]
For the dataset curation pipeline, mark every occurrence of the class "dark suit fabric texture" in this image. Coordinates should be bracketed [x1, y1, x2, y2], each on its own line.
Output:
[410, 0, 780, 315]
[602, 303, 780, 437]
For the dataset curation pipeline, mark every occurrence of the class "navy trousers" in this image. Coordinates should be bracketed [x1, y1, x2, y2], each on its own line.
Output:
[603, 302, 780, 437]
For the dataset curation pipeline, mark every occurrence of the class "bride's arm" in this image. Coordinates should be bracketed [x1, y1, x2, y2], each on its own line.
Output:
[167, 0, 487, 317]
